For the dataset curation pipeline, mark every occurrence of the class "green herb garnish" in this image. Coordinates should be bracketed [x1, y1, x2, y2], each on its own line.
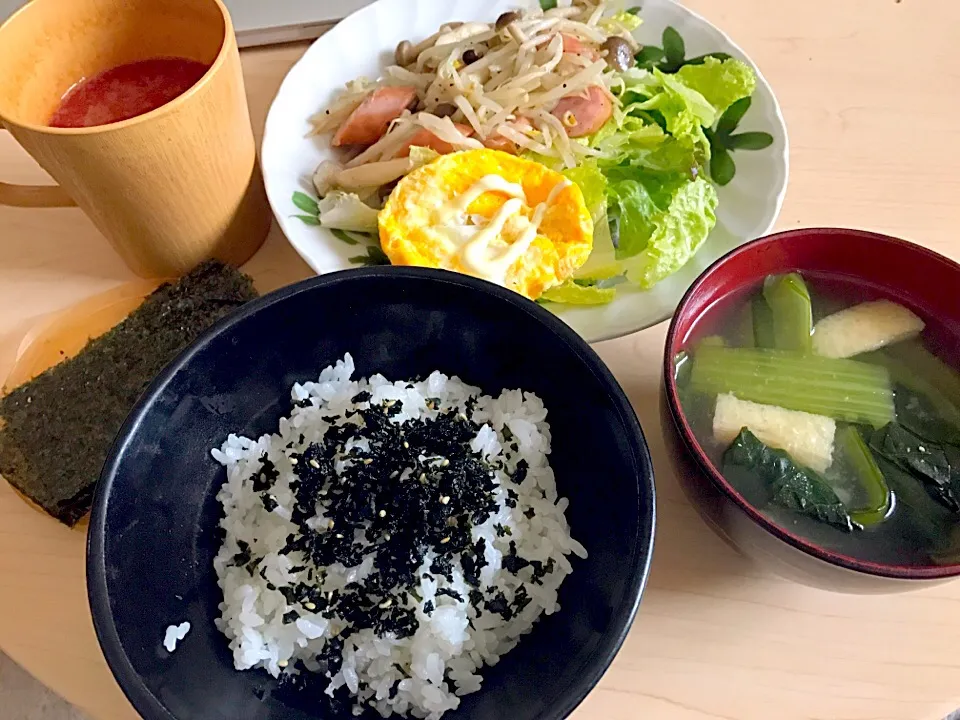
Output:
[292, 190, 319, 215]
[349, 245, 390, 266]
[635, 26, 731, 73]
[704, 97, 774, 185]
[330, 229, 361, 245]
[539, 0, 558, 10]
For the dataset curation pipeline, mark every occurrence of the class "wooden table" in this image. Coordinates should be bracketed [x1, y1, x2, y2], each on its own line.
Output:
[2, 1, 959, 718]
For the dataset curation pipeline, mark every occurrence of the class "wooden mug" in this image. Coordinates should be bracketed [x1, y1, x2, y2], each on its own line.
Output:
[0, 0, 271, 278]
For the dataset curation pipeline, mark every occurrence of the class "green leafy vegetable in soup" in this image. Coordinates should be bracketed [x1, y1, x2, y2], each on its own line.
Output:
[678, 271, 960, 566]
[724, 429, 854, 532]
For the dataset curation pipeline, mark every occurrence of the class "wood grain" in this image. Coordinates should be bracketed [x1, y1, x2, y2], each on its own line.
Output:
[0, 1, 959, 719]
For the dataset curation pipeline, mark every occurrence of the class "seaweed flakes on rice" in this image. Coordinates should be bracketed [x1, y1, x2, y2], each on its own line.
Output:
[211, 354, 586, 719]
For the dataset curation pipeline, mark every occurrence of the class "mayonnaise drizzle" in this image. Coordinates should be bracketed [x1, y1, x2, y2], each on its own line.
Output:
[439, 174, 571, 287]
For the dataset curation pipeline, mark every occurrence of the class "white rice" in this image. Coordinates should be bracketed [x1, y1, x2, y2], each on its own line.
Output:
[212, 354, 584, 718]
[164, 622, 191, 653]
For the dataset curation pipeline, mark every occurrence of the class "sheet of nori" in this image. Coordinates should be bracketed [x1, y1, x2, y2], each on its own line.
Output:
[0, 260, 258, 525]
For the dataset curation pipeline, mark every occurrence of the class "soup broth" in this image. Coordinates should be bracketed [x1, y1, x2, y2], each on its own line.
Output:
[675, 271, 960, 567]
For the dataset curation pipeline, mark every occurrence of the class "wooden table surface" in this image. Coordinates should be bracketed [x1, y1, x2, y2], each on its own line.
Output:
[2, 1, 960, 718]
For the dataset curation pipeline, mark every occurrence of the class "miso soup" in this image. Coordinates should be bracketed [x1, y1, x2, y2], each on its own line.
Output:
[674, 271, 960, 567]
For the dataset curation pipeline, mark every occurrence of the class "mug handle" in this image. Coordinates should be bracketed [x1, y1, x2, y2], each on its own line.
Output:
[0, 129, 76, 208]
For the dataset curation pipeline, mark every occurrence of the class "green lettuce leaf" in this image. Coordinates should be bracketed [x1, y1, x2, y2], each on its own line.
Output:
[599, 10, 643, 33]
[613, 175, 718, 287]
[562, 161, 618, 275]
[675, 57, 757, 115]
[317, 191, 380, 232]
[562, 161, 607, 216]
[598, 70, 712, 175]
[540, 280, 616, 305]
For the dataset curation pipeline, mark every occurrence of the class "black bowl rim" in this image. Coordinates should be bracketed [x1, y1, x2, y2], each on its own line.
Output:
[87, 266, 656, 720]
[663, 227, 960, 581]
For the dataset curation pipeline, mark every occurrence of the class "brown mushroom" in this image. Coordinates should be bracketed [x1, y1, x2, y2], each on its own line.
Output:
[395, 40, 417, 66]
[495, 11, 521, 31]
[432, 103, 458, 118]
[602, 36, 634, 72]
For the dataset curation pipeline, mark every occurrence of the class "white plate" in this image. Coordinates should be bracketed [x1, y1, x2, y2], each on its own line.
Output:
[261, 0, 789, 343]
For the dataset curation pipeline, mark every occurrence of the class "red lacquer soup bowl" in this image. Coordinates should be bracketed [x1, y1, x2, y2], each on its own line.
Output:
[661, 228, 960, 593]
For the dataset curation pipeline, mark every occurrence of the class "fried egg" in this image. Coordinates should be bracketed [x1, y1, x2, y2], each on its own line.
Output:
[378, 149, 593, 299]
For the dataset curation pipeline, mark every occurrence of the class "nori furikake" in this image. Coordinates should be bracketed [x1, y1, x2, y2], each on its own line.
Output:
[243, 393, 551, 695]
[0, 261, 257, 525]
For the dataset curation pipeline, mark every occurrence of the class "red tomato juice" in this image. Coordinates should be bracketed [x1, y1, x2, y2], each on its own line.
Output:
[49, 57, 209, 128]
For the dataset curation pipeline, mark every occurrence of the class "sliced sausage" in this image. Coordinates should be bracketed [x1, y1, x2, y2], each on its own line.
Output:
[332, 86, 418, 147]
[482, 118, 532, 154]
[550, 86, 613, 138]
[395, 123, 475, 157]
[561, 33, 601, 61]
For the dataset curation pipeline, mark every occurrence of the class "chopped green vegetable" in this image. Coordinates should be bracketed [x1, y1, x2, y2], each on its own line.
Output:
[317, 191, 380, 232]
[675, 57, 757, 115]
[539, 280, 615, 305]
[835, 426, 891, 526]
[869, 423, 960, 515]
[884, 340, 960, 410]
[861, 353, 960, 440]
[689, 346, 895, 427]
[874, 454, 952, 545]
[615, 176, 718, 288]
[574, 273, 627, 290]
[604, 69, 713, 173]
[762, 273, 813, 353]
[734, 301, 755, 348]
[563, 161, 618, 276]
[293, 214, 320, 226]
[562, 160, 607, 215]
[723, 429, 854, 532]
[292, 191, 319, 215]
[539, 0, 557, 10]
[751, 295, 775, 348]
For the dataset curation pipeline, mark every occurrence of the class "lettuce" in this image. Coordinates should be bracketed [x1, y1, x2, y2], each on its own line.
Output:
[675, 57, 757, 115]
[596, 70, 713, 176]
[534, 54, 758, 298]
[562, 161, 607, 216]
[599, 10, 643, 33]
[408, 145, 441, 166]
[562, 161, 618, 275]
[317, 191, 380, 232]
[540, 280, 616, 305]
[613, 175, 718, 288]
